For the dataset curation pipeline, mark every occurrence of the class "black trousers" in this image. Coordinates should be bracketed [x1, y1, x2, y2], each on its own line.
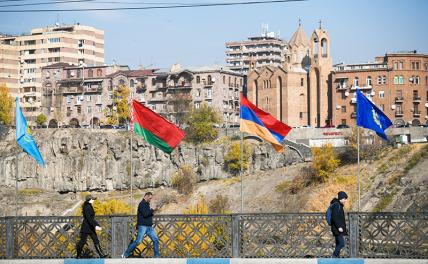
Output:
[77, 232, 100, 251]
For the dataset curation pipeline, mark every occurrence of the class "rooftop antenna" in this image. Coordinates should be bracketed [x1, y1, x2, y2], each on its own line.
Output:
[261, 23, 268, 37]
[319, 19, 322, 29]
[299, 18, 301, 26]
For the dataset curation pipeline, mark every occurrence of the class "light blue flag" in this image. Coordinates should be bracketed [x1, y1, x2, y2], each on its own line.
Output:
[356, 89, 393, 140]
[15, 97, 45, 166]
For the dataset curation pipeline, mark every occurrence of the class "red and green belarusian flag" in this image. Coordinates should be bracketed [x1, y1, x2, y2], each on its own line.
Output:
[131, 100, 185, 153]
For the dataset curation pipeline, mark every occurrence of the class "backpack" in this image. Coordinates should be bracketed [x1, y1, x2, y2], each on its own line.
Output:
[326, 202, 339, 226]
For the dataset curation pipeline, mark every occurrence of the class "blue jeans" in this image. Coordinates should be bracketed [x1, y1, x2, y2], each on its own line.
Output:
[332, 234, 345, 257]
[124, 225, 159, 257]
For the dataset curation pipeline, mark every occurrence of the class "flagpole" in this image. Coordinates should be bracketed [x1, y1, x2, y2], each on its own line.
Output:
[15, 153, 19, 216]
[240, 131, 244, 213]
[357, 126, 361, 212]
[129, 96, 134, 213]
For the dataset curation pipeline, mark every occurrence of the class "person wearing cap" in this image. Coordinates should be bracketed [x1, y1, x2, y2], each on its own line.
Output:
[330, 191, 348, 258]
[76, 195, 108, 258]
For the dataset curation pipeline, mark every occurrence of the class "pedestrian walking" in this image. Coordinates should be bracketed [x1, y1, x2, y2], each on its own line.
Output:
[327, 191, 348, 258]
[76, 194, 108, 258]
[122, 192, 160, 258]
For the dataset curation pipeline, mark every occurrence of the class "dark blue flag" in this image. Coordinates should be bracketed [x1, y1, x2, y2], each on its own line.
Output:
[15, 97, 45, 166]
[356, 89, 392, 140]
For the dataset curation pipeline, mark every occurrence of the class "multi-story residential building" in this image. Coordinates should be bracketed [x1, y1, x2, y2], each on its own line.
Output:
[332, 51, 428, 127]
[247, 25, 333, 128]
[0, 24, 104, 124]
[225, 31, 287, 74]
[41, 63, 130, 127]
[146, 65, 244, 126]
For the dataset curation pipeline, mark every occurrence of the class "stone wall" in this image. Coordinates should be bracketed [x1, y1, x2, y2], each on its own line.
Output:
[0, 128, 306, 193]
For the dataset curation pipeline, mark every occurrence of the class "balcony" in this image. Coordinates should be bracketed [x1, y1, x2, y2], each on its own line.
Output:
[95, 100, 103, 105]
[395, 111, 404, 117]
[351, 112, 357, 118]
[149, 97, 167, 102]
[75, 101, 82, 106]
[63, 86, 84, 94]
[350, 98, 357, 104]
[413, 96, 421, 102]
[136, 84, 146, 93]
[413, 110, 421, 117]
[336, 84, 347, 91]
[395, 97, 404, 103]
[168, 84, 192, 90]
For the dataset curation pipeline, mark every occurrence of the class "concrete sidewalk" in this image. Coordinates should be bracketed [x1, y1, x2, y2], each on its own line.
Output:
[0, 259, 427, 264]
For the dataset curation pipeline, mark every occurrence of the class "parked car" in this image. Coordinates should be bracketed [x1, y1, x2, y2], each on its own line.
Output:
[336, 124, 350, 129]
[100, 125, 114, 129]
[322, 124, 335, 128]
[396, 124, 410, 128]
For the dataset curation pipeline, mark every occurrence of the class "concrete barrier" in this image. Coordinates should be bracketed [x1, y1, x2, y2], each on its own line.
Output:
[0, 259, 427, 264]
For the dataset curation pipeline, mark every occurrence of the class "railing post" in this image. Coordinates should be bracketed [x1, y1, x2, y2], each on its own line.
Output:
[231, 214, 241, 258]
[111, 216, 130, 258]
[6, 217, 14, 259]
[348, 213, 359, 258]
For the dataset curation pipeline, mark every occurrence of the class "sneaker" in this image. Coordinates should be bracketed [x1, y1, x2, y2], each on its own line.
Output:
[121, 253, 126, 258]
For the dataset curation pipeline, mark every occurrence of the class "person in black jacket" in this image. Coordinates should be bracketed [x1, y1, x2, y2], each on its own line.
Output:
[76, 195, 108, 258]
[330, 191, 348, 258]
[122, 192, 159, 258]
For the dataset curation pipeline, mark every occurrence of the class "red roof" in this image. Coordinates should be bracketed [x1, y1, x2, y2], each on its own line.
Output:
[106, 69, 157, 78]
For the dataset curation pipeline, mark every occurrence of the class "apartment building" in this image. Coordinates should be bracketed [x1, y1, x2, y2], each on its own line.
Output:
[332, 51, 428, 127]
[225, 31, 287, 74]
[145, 65, 244, 126]
[0, 24, 104, 124]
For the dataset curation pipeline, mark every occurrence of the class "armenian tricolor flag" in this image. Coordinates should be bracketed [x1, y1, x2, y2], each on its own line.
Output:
[131, 100, 185, 154]
[240, 94, 292, 152]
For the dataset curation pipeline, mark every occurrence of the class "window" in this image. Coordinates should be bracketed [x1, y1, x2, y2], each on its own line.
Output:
[77, 106, 82, 114]
[87, 95, 91, 102]
[77, 69, 81, 78]
[207, 88, 212, 98]
[301, 78, 304, 86]
[366, 76, 372, 86]
[108, 93, 113, 100]
[96, 69, 102, 77]
[208, 75, 212, 85]
[196, 89, 201, 97]
[87, 106, 92, 114]
[342, 106, 347, 113]
[377, 76, 382, 85]
[399, 75, 404, 85]
[223, 75, 226, 84]
[413, 90, 419, 99]
[130, 79, 135, 88]
[299, 112, 303, 119]
[379, 91, 385, 98]
[353, 77, 359, 87]
[399, 61, 403, 70]
[341, 92, 346, 100]
[67, 70, 71, 78]
[393, 76, 398, 84]
[415, 76, 420, 84]
[393, 62, 398, 70]
[88, 69, 93, 78]
[48, 38, 60, 43]
[380, 104, 385, 111]
[341, 119, 346, 125]
[119, 79, 125, 85]
[151, 78, 156, 86]
[196, 76, 200, 84]
[67, 95, 71, 103]
[382, 75, 387, 84]
[416, 62, 420, 70]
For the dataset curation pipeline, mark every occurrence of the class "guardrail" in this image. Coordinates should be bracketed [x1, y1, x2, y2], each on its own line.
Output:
[0, 213, 427, 259]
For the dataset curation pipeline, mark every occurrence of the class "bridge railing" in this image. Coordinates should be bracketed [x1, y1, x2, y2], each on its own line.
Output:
[0, 212, 426, 259]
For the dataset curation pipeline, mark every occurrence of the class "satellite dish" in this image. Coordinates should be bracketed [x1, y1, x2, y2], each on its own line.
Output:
[345, 91, 349, 97]
[425, 103, 428, 108]
[336, 105, 341, 110]
[391, 104, 396, 110]
[371, 91, 375, 96]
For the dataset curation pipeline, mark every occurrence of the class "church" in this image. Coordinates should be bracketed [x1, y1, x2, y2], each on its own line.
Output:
[247, 24, 333, 127]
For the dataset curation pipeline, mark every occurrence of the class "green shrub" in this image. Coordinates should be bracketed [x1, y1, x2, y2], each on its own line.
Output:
[184, 103, 222, 144]
[224, 141, 252, 174]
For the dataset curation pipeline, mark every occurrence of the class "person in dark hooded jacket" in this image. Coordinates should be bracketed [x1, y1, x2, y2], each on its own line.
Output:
[76, 195, 108, 258]
[330, 191, 348, 258]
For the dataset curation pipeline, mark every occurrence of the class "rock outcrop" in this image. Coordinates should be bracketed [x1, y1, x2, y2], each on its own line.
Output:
[0, 127, 306, 193]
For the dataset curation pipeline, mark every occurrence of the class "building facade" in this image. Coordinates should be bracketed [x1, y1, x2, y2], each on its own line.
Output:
[146, 65, 244, 126]
[332, 51, 428, 127]
[0, 24, 104, 124]
[225, 33, 287, 74]
[247, 25, 333, 128]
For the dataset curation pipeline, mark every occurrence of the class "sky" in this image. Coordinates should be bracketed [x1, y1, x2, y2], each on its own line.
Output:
[0, 0, 427, 69]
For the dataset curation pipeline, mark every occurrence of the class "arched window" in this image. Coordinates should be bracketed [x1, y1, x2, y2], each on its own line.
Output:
[399, 75, 404, 85]
[240, 78, 243, 87]
[88, 69, 93, 78]
[321, 38, 328, 57]
[223, 75, 226, 84]
[76, 69, 81, 78]
[228, 77, 231, 86]
[152, 78, 156, 86]
[207, 75, 212, 85]
[354, 77, 359, 87]
[234, 77, 237, 87]
[119, 79, 125, 86]
[96, 69, 102, 77]
[393, 76, 399, 84]
[196, 76, 200, 84]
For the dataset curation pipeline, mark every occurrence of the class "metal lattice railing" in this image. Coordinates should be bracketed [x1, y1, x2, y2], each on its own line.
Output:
[0, 213, 427, 259]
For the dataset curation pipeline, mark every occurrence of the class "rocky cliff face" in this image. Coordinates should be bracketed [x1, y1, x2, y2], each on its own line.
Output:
[0, 127, 305, 193]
